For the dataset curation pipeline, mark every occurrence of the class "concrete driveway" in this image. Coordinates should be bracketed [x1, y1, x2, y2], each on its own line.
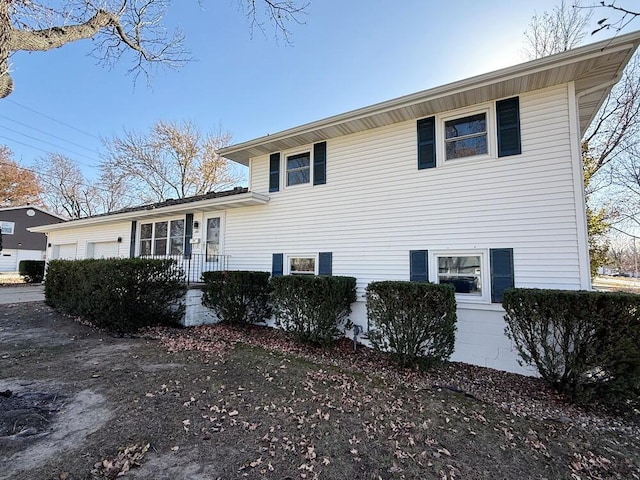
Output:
[0, 285, 45, 304]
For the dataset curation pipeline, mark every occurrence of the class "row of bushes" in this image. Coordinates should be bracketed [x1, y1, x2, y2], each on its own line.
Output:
[201, 271, 358, 346]
[204, 272, 639, 406]
[42, 260, 638, 407]
[503, 288, 640, 406]
[45, 259, 186, 333]
[201, 272, 457, 364]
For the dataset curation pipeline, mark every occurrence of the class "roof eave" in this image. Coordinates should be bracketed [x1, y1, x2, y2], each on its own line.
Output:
[219, 30, 640, 164]
[28, 192, 270, 233]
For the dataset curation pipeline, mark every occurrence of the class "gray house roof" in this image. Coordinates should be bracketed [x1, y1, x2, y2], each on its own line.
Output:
[29, 187, 269, 233]
[219, 30, 640, 165]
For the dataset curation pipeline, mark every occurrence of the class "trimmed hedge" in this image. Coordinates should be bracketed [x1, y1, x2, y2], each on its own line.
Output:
[271, 275, 357, 346]
[18, 260, 45, 283]
[503, 288, 640, 405]
[45, 258, 186, 333]
[201, 270, 272, 326]
[366, 281, 457, 366]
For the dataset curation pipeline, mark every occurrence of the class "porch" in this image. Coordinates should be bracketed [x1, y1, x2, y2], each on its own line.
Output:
[141, 253, 231, 285]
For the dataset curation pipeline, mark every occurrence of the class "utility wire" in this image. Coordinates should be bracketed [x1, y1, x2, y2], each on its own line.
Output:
[0, 160, 143, 204]
[0, 114, 101, 154]
[0, 135, 102, 173]
[6, 99, 100, 140]
[0, 127, 100, 166]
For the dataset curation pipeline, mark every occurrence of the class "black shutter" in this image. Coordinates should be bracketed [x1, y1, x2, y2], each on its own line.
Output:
[318, 252, 332, 275]
[417, 117, 436, 169]
[490, 248, 514, 303]
[269, 153, 281, 192]
[313, 141, 327, 185]
[184, 213, 193, 258]
[272, 253, 283, 277]
[129, 221, 137, 258]
[496, 97, 521, 157]
[409, 250, 429, 282]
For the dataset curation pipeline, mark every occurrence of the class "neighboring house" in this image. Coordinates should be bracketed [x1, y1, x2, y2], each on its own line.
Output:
[0, 205, 66, 271]
[30, 32, 640, 374]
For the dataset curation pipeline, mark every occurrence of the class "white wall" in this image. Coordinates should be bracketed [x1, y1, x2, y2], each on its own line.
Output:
[46, 222, 131, 260]
[220, 84, 583, 374]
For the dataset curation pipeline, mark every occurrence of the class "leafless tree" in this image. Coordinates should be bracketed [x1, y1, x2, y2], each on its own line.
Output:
[523, 0, 592, 59]
[1, 0, 309, 99]
[101, 120, 242, 203]
[95, 163, 136, 213]
[35, 153, 100, 219]
[523, 1, 640, 275]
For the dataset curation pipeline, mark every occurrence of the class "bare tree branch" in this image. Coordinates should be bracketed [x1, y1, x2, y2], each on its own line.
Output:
[101, 120, 243, 203]
[584, 2, 640, 36]
[1, 1, 309, 98]
[523, 0, 591, 59]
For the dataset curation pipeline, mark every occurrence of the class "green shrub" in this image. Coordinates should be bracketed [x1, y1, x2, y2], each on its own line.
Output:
[201, 270, 272, 326]
[45, 258, 186, 333]
[271, 275, 356, 346]
[503, 288, 640, 405]
[366, 281, 457, 367]
[18, 260, 45, 283]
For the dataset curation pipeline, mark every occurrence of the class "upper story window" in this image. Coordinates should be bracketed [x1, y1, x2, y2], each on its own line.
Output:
[444, 113, 488, 160]
[269, 141, 327, 192]
[140, 219, 184, 256]
[417, 97, 521, 170]
[0, 221, 15, 235]
[286, 152, 311, 186]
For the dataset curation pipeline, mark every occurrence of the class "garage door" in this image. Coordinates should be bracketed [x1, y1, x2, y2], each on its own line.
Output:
[55, 244, 77, 260]
[0, 249, 17, 271]
[91, 242, 120, 259]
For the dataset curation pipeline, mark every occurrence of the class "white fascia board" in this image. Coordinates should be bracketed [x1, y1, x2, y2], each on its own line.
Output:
[28, 192, 270, 233]
[220, 31, 640, 162]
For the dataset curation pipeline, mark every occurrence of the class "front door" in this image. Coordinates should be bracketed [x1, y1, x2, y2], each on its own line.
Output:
[205, 216, 222, 271]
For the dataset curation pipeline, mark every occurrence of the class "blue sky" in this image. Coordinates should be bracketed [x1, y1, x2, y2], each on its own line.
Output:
[1, 0, 608, 182]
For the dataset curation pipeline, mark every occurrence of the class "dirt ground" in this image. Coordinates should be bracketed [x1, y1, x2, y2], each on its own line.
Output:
[1, 301, 639, 480]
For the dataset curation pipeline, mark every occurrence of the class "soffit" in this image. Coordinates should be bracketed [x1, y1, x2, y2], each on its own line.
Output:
[220, 32, 640, 164]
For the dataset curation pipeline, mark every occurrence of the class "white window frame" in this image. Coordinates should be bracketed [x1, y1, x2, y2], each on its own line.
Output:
[0, 221, 15, 235]
[203, 213, 225, 260]
[283, 148, 312, 189]
[437, 104, 495, 166]
[431, 249, 490, 303]
[286, 254, 317, 275]
[138, 217, 186, 256]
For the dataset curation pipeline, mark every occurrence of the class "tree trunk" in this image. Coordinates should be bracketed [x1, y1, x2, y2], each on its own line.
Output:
[0, 2, 12, 98]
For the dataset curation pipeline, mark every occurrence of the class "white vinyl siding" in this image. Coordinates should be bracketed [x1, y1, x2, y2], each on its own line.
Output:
[238, 85, 580, 294]
[46, 222, 131, 260]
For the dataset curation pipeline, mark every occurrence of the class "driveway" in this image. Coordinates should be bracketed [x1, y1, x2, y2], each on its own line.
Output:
[0, 285, 45, 304]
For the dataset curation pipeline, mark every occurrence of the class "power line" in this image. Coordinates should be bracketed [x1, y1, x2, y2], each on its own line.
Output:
[6, 99, 100, 140]
[0, 134, 100, 172]
[0, 160, 143, 204]
[0, 114, 101, 154]
[0, 126, 100, 166]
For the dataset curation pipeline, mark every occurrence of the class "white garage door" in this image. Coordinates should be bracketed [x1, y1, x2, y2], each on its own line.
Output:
[92, 242, 120, 259]
[55, 244, 77, 260]
[0, 249, 17, 271]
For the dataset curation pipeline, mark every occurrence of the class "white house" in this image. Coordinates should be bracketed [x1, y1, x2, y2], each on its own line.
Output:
[30, 31, 640, 374]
